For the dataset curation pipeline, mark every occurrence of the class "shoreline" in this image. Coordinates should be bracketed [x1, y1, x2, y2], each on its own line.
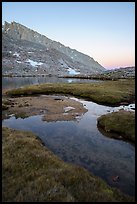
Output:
[2, 95, 87, 122]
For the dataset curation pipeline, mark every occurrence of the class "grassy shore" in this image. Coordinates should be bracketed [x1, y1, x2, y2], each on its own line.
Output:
[2, 127, 134, 202]
[97, 110, 135, 143]
[5, 79, 135, 106]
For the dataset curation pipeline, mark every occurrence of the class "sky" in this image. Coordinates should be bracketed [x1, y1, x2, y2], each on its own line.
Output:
[2, 2, 135, 69]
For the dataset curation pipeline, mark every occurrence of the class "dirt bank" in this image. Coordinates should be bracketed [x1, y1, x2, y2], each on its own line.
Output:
[2, 95, 87, 122]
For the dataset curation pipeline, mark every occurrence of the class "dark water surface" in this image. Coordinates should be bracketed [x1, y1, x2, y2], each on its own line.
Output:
[2, 96, 135, 197]
[2, 76, 102, 90]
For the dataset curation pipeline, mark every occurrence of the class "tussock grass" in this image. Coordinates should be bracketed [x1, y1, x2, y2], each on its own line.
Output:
[2, 127, 134, 202]
[97, 110, 135, 142]
[5, 79, 135, 106]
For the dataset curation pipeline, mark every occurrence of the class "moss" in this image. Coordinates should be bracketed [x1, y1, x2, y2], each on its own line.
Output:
[97, 110, 135, 143]
[2, 127, 134, 202]
[15, 112, 29, 119]
[5, 79, 135, 106]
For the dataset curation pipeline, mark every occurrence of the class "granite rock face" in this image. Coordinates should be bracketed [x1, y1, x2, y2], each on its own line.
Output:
[2, 21, 105, 76]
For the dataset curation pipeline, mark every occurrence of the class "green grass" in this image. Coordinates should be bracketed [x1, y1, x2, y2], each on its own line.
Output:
[97, 110, 135, 143]
[5, 79, 135, 106]
[2, 127, 134, 202]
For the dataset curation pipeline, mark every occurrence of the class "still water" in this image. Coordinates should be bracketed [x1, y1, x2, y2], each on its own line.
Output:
[2, 76, 102, 90]
[2, 96, 135, 197]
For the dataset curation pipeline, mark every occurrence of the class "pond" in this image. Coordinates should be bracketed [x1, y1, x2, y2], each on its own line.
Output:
[2, 96, 135, 197]
[2, 76, 102, 90]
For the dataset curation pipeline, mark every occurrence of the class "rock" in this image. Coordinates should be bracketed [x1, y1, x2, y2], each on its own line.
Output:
[2, 21, 105, 77]
[112, 175, 119, 182]
[24, 103, 30, 106]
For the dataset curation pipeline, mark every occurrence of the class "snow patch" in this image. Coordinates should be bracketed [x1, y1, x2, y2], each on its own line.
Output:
[68, 68, 80, 75]
[26, 59, 43, 67]
[13, 52, 20, 57]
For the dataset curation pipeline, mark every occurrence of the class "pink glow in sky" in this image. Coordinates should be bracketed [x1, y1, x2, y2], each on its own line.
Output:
[2, 2, 135, 69]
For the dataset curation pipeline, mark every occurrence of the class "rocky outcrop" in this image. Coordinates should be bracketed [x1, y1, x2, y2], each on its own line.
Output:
[97, 66, 135, 79]
[2, 21, 105, 76]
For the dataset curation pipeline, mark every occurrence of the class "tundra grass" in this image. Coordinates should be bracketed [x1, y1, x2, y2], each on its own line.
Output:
[97, 110, 135, 143]
[5, 79, 135, 106]
[2, 127, 134, 202]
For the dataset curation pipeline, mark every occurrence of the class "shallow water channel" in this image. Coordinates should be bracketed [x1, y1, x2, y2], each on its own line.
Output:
[2, 95, 135, 197]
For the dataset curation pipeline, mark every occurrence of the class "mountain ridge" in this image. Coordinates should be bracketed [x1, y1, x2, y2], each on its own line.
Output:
[2, 21, 105, 76]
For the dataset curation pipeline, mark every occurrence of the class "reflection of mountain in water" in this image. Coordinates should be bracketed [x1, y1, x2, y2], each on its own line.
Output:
[2, 76, 102, 90]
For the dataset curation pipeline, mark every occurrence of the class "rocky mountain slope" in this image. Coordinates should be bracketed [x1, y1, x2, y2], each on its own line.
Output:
[2, 21, 105, 76]
[100, 66, 135, 79]
[87, 66, 135, 79]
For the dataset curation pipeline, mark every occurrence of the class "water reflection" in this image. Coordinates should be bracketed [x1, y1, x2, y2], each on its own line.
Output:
[2, 97, 135, 197]
[2, 76, 102, 90]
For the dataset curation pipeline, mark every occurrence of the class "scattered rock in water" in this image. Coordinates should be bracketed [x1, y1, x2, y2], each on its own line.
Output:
[112, 175, 119, 182]
[107, 110, 111, 112]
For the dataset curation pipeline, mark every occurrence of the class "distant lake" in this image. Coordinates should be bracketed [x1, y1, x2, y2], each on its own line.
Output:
[2, 76, 102, 90]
